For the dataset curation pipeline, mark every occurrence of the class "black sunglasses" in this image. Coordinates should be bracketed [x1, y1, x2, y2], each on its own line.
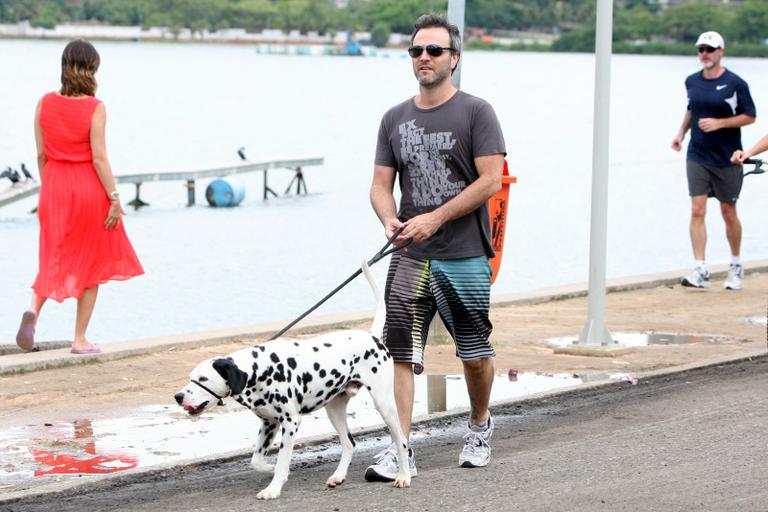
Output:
[697, 45, 717, 54]
[408, 44, 453, 58]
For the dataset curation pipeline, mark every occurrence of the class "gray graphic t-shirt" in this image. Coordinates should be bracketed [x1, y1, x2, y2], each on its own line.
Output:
[375, 90, 506, 259]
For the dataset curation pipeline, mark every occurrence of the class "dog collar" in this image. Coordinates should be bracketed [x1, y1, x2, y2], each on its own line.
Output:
[192, 379, 229, 405]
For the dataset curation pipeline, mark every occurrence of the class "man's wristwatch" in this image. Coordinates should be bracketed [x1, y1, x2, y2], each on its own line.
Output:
[110, 191, 120, 201]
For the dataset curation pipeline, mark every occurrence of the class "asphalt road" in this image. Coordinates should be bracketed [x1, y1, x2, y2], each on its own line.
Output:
[4, 356, 767, 512]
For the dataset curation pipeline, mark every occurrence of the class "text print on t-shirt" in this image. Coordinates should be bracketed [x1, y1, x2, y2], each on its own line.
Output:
[399, 119, 465, 208]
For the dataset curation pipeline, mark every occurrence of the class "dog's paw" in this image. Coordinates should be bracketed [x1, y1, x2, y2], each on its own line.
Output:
[326, 474, 345, 488]
[256, 486, 282, 500]
[250, 460, 275, 473]
[394, 476, 411, 489]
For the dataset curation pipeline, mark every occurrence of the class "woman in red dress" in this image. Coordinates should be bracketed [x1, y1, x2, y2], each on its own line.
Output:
[16, 40, 143, 354]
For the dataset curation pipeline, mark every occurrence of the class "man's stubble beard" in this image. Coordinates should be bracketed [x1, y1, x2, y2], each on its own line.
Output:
[416, 65, 452, 89]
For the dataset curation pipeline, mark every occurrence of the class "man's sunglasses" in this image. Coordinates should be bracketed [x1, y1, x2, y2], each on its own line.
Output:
[697, 45, 718, 54]
[408, 44, 454, 58]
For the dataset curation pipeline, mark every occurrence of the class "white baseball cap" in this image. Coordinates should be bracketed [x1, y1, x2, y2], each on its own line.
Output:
[695, 31, 725, 49]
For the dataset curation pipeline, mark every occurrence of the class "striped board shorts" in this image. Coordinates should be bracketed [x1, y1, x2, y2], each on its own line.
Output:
[383, 252, 494, 375]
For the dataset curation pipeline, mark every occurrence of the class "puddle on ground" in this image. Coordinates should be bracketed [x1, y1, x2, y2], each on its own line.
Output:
[546, 331, 733, 347]
[0, 372, 580, 494]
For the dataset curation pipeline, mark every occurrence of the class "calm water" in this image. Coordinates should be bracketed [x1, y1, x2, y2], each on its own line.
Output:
[1, 40, 766, 344]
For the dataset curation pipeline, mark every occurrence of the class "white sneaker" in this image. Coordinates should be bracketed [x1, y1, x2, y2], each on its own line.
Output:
[364, 444, 416, 482]
[681, 268, 710, 289]
[724, 264, 743, 290]
[459, 416, 494, 468]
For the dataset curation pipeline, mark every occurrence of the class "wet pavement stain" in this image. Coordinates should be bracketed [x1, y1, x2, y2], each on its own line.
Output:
[0, 372, 581, 498]
[547, 331, 736, 347]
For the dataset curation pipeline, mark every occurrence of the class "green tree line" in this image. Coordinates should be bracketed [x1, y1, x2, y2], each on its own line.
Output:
[1, 0, 767, 54]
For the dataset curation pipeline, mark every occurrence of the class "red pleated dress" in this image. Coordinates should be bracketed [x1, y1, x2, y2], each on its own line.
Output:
[32, 92, 144, 302]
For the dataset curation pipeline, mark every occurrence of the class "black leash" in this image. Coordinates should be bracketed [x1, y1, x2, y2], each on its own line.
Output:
[743, 158, 765, 177]
[269, 228, 412, 341]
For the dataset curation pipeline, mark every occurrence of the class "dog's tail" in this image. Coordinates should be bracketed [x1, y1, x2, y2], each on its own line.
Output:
[361, 259, 385, 340]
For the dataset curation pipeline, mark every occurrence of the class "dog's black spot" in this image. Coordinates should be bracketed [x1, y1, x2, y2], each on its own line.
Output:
[275, 405, 282, 413]
[274, 364, 286, 382]
[323, 343, 332, 348]
[348, 432, 356, 447]
[293, 342, 299, 347]
[364, 350, 371, 360]
[313, 362, 320, 371]
[316, 390, 324, 397]
[341, 359, 346, 365]
[354, 356, 360, 363]
[287, 388, 293, 398]
[258, 366, 275, 382]
[367, 386, 371, 391]
[319, 369, 326, 378]
[245, 390, 251, 396]
[302, 372, 313, 384]
[371, 367, 378, 373]
[287, 358, 297, 370]
[198, 376, 208, 382]
[253, 399, 265, 407]
[325, 379, 334, 387]
[290, 431, 294, 436]
[259, 345, 266, 352]
[300, 406, 310, 414]
[312, 347, 319, 352]
[330, 369, 340, 377]
[296, 392, 303, 404]
[251, 350, 259, 359]
[270, 352, 280, 363]
[266, 379, 272, 386]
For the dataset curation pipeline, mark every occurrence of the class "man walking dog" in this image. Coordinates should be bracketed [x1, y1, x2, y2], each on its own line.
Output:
[671, 31, 756, 290]
[367, 13, 506, 481]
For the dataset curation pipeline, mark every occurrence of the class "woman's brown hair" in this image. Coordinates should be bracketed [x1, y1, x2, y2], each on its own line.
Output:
[60, 39, 100, 97]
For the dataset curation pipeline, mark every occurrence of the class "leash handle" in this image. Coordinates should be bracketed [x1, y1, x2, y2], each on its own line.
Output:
[369, 227, 412, 264]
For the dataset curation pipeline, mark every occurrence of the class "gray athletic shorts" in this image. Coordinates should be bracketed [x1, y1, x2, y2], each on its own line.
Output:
[686, 160, 743, 203]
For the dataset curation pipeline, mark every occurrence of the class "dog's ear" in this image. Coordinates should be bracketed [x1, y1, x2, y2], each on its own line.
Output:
[212, 358, 248, 395]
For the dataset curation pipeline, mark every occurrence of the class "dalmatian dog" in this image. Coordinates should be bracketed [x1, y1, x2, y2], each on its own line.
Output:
[174, 261, 410, 500]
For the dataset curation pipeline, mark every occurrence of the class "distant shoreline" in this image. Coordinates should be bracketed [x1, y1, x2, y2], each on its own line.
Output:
[4, 34, 767, 58]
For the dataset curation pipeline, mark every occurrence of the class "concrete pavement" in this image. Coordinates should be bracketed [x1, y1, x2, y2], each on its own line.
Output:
[3, 355, 766, 511]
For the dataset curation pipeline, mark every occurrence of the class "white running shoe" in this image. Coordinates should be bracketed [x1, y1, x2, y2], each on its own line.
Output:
[724, 264, 743, 290]
[681, 268, 710, 289]
[459, 416, 494, 468]
[364, 444, 416, 482]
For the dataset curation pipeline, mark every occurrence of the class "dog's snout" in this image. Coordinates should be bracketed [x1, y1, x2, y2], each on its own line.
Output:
[174, 392, 184, 405]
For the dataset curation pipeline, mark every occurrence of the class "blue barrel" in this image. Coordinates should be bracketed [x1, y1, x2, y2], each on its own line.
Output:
[205, 178, 245, 207]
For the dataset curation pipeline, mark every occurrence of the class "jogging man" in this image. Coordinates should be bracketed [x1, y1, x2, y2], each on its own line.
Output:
[671, 31, 756, 290]
[366, 13, 506, 481]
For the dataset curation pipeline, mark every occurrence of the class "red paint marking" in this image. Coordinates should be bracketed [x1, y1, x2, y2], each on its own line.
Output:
[33, 449, 139, 476]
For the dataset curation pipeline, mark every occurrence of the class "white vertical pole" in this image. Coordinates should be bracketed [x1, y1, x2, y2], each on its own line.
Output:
[577, 0, 614, 346]
[447, 0, 465, 89]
